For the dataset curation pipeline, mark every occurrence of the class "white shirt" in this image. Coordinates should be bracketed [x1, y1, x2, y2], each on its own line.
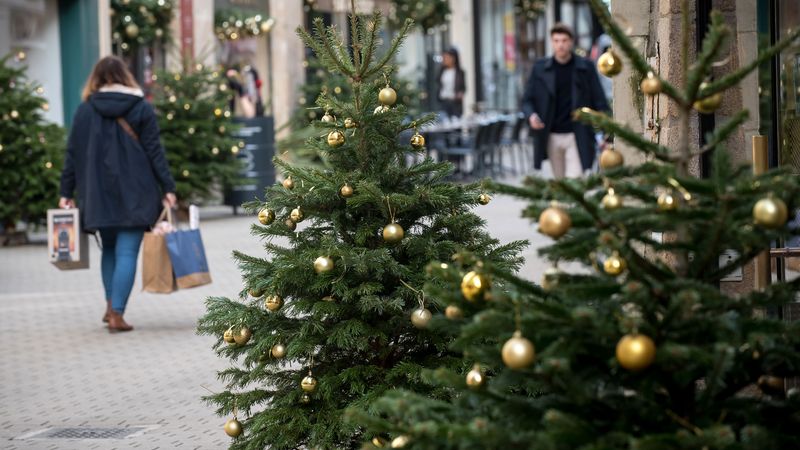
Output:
[440, 68, 457, 100]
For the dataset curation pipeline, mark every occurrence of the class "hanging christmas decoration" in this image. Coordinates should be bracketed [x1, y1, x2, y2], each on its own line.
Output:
[445, 305, 464, 320]
[693, 82, 722, 114]
[321, 295, 336, 302]
[390, 435, 411, 448]
[599, 145, 624, 169]
[379, 84, 397, 106]
[382, 223, 405, 243]
[410, 131, 425, 149]
[214, 9, 274, 40]
[223, 327, 236, 344]
[465, 363, 485, 389]
[410, 307, 432, 329]
[616, 333, 656, 371]
[502, 331, 536, 370]
[389, 0, 450, 32]
[321, 111, 335, 123]
[314, 256, 335, 274]
[538, 204, 572, 239]
[657, 191, 678, 211]
[603, 252, 627, 276]
[271, 343, 286, 359]
[264, 295, 283, 312]
[753, 197, 788, 228]
[640, 71, 662, 95]
[282, 177, 295, 189]
[344, 117, 357, 129]
[300, 393, 311, 404]
[301, 372, 318, 392]
[258, 208, 275, 225]
[111, 0, 174, 55]
[285, 219, 297, 231]
[478, 193, 491, 205]
[340, 184, 354, 198]
[461, 271, 490, 302]
[602, 188, 623, 210]
[234, 326, 252, 345]
[374, 105, 389, 115]
[327, 130, 345, 148]
[597, 49, 623, 77]
[224, 418, 243, 437]
[541, 266, 562, 292]
[290, 207, 305, 223]
[248, 287, 264, 298]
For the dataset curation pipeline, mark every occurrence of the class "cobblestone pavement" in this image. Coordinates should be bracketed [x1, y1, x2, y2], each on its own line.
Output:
[0, 183, 551, 450]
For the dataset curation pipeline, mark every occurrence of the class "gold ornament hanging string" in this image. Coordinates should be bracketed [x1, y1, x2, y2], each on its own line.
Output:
[399, 279, 425, 310]
[201, 385, 238, 419]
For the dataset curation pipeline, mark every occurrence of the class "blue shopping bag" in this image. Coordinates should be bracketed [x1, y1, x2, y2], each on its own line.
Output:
[165, 229, 212, 289]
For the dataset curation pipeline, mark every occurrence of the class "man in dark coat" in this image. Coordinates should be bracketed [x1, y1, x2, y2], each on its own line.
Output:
[521, 23, 609, 178]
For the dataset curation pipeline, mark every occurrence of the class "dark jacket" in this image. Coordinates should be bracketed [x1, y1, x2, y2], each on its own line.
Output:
[521, 54, 609, 170]
[60, 89, 176, 231]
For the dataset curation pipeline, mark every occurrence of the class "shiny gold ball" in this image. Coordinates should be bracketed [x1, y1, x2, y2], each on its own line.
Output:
[234, 327, 252, 345]
[616, 334, 656, 371]
[541, 266, 562, 292]
[599, 147, 624, 169]
[410, 133, 425, 149]
[478, 194, 491, 205]
[410, 307, 432, 328]
[125, 23, 140, 38]
[602, 191, 623, 210]
[693, 82, 722, 114]
[224, 418, 243, 437]
[603, 253, 627, 276]
[461, 271, 490, 302]
[282, 177, 295, 189]
[301, 375, 318, 392]
[640, 71, 662, 95]
[538, 206, 572, 239]
[379, 86, 397, 106]
[314, 256, 334, 274]
[300, 393, 311, 404]
[321, 112, 334, 123]
[372, 437, 389, 447]
[258, 208, 275, 225]
[501, 331, 536, 370]
[271, 343, 286, 359]
[248, 288, 264, 298]
[327, 130, 345, 148]
[344, 117, 357, 128]
[264, 295, 283, 312]
[597, 49, 623, 77]
[10, 110, 19, 119]
[753, 197, 788, 228]
[382, 223, 405, 243]
[290, 207, 305, 223]
[340, 184, 354, 198]
[445, 305, 463, 320]
[390, 435, 410, 448]
[465, 364, 484, 389]
[285, 218, 297, 231]
[657, 192, 678, 211]
[223, 327, 236, 344]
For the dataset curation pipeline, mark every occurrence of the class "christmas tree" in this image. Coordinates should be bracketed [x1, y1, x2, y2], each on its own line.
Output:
[150, 62, 241, 208]
[0, 54, 65, 237]
[197, 6, 523, 449]
[355, 1, 800, 448]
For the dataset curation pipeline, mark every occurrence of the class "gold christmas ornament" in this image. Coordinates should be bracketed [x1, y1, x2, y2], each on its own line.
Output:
[372, 437, 389, 447]
[290, 207, 305, 223]
[390, 435, 410, 448]
[541, 266, 562, 292]
[538, 205, 572, 238]
[125, 23, 140, 38]
[465, 364, 485, 389]
[461, 271, 490, 302]
[599, 146, 624, 169]
[300, 393, 311, 404]
[410, 307, 432, 329]
[603, 252, 627, 276]
[282, 177, 295, 189]
[285, 219, 297, 231]
[327, 130, 345, 148]
[374, 105, 389, 115]
[693, 82, 722, 114]
[301, 375, 318, 392]
[271, 343, 286, 359]
[382, 223, 405, 243]
[602, 189, 623, 210]
[321, 295, 336, 302]
[502, 331, 536, 370]
[379, 86, 397, 106]
[340, 184, 354, 198]
[344, 117, 357, 128]
[445, 305, 463, 320]
[314, 256, 335, 274]
[264, 295, 283, 312]
[224, 418, 243, 437]
[234, 327, 252, 345]
[10, 110, 19, 119]
[249, 287, 264, 298]
[616, 334, 656, 371]
[640, 71, 662, 95]
[657, 192, 678, 211]
[597, 49, 623, 77]
[757, 375, 785, 395]
[321, 112, 334, 123]
[258, 208, 275, 225]
[410, 132, 425, 149]
[223, 327, 236, 344]
[478, 194, 491, 205]
[753, 197, 788, 228]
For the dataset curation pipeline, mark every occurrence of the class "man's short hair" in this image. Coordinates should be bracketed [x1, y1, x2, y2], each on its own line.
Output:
[550, 23, 574, 40]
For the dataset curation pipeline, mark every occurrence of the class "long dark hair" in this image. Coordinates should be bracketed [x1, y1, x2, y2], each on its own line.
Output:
[81, 56, 140, 101]
[443, 47, 462, 71]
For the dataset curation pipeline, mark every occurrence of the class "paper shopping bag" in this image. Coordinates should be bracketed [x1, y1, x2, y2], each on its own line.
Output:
[47, 208, 89, 270]
[165, 228, 212, 289]
[142, 231, 176, 293]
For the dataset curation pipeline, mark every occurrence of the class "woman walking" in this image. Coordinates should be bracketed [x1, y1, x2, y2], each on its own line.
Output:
[59, 56, 176, 333]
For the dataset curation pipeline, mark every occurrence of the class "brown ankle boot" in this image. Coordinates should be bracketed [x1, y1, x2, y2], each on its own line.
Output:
[102, 300, 112, 323]
[108, 311, 133, 333]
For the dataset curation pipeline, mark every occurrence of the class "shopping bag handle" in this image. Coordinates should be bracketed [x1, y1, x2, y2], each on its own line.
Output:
[153, 207, 175, 228]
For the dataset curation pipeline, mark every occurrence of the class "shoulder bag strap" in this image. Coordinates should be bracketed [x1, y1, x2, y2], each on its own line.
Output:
[117, 117, 139, 142]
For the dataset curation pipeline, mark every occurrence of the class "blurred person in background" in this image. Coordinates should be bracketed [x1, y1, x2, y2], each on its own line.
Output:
[438, 47, 466, 118]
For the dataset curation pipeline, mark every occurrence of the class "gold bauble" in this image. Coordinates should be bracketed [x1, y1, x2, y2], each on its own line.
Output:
[285, 219, 297, 231]
[640, 71, 662, 95]
[657, 192, 678, 211]
[321, 112, 334, 123]
[758, 375, 785, 395]
[445, 305, 463, 320]
[10, 110, 19, 119]
[410, 307, 432, 328]
[410, 133, 425, 149]
[460, 271, 490, 302]
[322, 295, 336, 302]
[693, 82, 722, 114]
[340, 184, 354, 198]
[478, 194, 491, 205]
[344, 117, 357, 128]
[603, 253, 627, 276]
[372, 437, 389, 447]
[258, 208, 275, 225]
[282, 177, 295, 189]
[234, 327, 252, 345]
[753, 197, 788, 229]
[224, 418, 243, 437]
[538, 206, 572, 239]
[271, 343, 286, 359]
[379, 87, 397, 106]
[374, 105, 389, 114]
[382, 223, 405, 243]
[248, 288, 264, 298]
[541, 266, 562, 292]
[465, 364, 484, 389]
[314, 256, 334, 274]
[602, 191, 623, 210]
[290, 207, 305, 223]
[616, 334, 656, 371]
[501, 331, 536, 370]
[390, 435, 410, 448]
[327, 130, 345, 148]
[301, 375, 318, 392]
[599, 147, 624, 169]
[300, 393, 311, 404]
[597, 49, 623, 77]
[125, 23, 139, 38]
[264, 295, 283, 311]
[223, 327, 236, 344]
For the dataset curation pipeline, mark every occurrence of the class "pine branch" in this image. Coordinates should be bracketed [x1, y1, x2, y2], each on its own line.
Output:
[359, 11, 384, 79]
[695, 109, 749, 156]
[573, 108, 673, 161]
[686, 11, 729, 102]
[363, 19, 414, 79]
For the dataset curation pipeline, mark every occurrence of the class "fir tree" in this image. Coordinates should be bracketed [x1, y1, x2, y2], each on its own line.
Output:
[0, 54, 65, 234]
[197, 7, 523, 449]
[355, 1, 800, 449]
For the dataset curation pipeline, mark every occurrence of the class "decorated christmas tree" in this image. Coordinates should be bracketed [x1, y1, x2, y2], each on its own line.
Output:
[355, 1, 800, 448]
[197, 6, 523, 449]
[0, 54, 65, 237]
[110, 0, 175, 56]
[150, 62, 241, 207]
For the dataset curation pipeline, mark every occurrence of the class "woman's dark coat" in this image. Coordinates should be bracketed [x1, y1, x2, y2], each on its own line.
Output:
[60, 91, 175, 231]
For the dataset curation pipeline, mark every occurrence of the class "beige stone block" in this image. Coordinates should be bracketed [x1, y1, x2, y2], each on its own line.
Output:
[659, 0, 696, 17]
[611, 0, 651, 37]
[736, 0, 757, 32]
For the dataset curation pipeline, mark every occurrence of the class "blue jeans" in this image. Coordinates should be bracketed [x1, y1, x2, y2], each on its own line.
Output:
[99, 228, 145, 314]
